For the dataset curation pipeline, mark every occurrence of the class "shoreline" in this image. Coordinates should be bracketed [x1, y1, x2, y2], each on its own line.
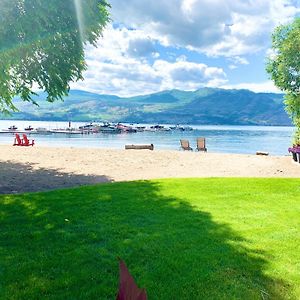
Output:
[0, 145, 299, 194]
[0, 120, 294, 156]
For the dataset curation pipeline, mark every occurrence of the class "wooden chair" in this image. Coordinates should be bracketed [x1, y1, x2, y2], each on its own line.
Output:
[180, 139, 193, 151]
[13, 134, 24, 146]
[196, 137, 207, 152]
[22, 134, 35, 146]
[117, 260, 147, 300]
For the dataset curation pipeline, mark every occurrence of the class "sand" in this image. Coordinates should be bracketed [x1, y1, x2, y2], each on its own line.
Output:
[0, 145, 299, 194]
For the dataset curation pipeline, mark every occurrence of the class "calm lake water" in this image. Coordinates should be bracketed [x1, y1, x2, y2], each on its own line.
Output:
[0, 120, 294, 155]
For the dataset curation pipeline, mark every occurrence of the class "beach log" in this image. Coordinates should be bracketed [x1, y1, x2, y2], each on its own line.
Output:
[256, 151, 269, 156]
[125, 144, 154, 150]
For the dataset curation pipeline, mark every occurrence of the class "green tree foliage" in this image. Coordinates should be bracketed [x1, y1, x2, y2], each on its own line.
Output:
[0, 0, 110, 112]
[266, 18, 300, 145]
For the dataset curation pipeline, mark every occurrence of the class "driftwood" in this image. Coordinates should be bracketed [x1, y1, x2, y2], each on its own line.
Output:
[125, 144, 154, 150]
[256, 151, 269, 156]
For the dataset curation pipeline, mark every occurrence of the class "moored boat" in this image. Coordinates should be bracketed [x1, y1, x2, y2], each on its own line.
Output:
[148, 125, 171, 132]
[8, 125, 18, 131]
[25, 125, 34, 131]
[170, 124, 193, 131]
[170, 124, 184, 131]
[79, 123, 100, 133]
[116, 123, 137, 133]
[182, 125, 193, 131]
[1, 125, 19, 133]
[35, 127, 52, 134]
[50, 128, 83, 134]
[99, 123, 121, 133]
[134, 126, 146, 132]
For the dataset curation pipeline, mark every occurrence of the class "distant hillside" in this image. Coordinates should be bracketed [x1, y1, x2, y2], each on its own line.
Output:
[1, 88, 291, 125]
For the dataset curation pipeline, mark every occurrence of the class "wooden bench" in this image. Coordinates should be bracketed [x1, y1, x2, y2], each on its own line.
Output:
[125, 144, 154, 150]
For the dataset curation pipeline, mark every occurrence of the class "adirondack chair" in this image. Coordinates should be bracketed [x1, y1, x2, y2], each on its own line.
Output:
[22, 134, 35, 146]
[13, 134, 24, 146]
[196, 137, 207, 152]
[180, 139, 193, 151]
[288, 146, 300, 163]
[117, 260, 147, 300]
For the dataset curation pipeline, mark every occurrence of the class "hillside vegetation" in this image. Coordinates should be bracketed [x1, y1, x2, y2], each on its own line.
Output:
[4, 88, 290, 125]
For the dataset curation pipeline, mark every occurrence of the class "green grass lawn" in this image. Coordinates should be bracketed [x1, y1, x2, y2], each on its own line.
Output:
[1, 178, 300, 299]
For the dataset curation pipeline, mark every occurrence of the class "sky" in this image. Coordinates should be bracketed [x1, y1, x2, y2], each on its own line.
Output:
[72, 0, 300, 96]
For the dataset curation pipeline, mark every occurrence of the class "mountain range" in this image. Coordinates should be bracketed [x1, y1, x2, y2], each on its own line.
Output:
[2, 88, 291, 126]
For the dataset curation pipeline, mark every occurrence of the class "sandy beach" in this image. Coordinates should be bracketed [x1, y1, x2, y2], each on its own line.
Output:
[0, 145, 299, 194]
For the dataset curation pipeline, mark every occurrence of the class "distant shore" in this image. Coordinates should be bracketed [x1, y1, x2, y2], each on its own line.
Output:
[0, 145, 299, 194]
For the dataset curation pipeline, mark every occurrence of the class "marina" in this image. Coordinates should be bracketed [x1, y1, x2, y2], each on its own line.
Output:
[0, 122, 177, 135]
[0, 120, 294, 155]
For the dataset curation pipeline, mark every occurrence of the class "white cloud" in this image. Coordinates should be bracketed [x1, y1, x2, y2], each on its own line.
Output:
[127, 37, 158, 58]
[72, 26, 227, 96]
[72, 1, 300, 96]
[153, 59, 227, 91]
[229, 56, 249, 65]
[226, 56, 249, 70]
[229, 65, 238, 70]
[109, 0, 299, 57]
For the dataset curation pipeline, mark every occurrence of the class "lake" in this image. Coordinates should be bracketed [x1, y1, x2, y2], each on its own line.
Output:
[0, 120, 294, 155]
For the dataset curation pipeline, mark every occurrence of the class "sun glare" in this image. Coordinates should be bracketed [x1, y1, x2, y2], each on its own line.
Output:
[74, 0, 85, 42]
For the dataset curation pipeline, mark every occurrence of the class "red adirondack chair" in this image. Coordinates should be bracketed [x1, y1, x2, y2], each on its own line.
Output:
[117, 260, 147, 300]
[13, 134, 24, 146]
[22, 134, 35, 146]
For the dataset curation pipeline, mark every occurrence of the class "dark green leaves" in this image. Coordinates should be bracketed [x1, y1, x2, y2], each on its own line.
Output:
[266, 18, 300, 145]
[0, 0, 110, 112]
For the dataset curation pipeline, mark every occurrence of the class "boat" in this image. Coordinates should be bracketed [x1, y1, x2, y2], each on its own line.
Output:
[182, 126, 193, 131]
[116, 123, 137, 133]
[99, 123, 121, 133]
[25, 125, 34, 131]
[50, 128, 83, 134]
[0, 126, 52, 135]
[0, 125, 19, 133]
[134, 126, 146, 132]
[79, 123, 100, 133]
[170, 124, 184, 131]
[35, 127, 52, 134]
[149, 125, 171, 132]
[8, 125, 18, 131]
[170, 124, 193, 131]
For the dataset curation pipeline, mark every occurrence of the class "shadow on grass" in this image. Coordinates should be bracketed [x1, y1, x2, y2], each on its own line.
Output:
[0, 160, 112, 194]
[0, 180, 289, 299]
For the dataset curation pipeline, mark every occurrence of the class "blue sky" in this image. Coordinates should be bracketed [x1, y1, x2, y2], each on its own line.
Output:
[73, 0, 300, 96]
